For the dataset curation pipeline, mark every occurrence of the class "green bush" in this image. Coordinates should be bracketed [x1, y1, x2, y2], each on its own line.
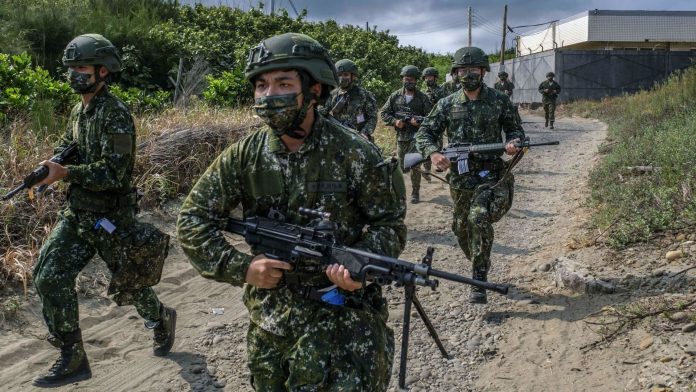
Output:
[568, 66, 696, 246]
[110, 85, 171, 113]
[203, 69, 250, 106]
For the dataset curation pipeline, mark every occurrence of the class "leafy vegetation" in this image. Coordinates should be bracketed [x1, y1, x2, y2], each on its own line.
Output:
[567, 66, 696, 246]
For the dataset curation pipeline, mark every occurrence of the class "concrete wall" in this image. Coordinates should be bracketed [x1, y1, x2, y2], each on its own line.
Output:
[487, 49, 695, 103]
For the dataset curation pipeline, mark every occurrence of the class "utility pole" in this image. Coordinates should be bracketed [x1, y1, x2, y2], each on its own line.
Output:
[366, 21, 369, 30]
[468, 7, 472, 47]
[501, 4, 508, 65]
[270, 0, 275, 16]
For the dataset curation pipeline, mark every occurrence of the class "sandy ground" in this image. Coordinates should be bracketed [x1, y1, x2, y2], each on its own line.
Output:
[1, 111, 694, 391]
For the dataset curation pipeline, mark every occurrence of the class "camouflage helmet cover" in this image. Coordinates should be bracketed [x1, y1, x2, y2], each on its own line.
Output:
[422, 67, 439, 78]
[400, 65, 420, 78]
[62, 34, 122, 72]
[245, 32, 338, 89]
[546, 71, 555, 77]
[452, 46, 490, 71]
[335, 59, 358, 76]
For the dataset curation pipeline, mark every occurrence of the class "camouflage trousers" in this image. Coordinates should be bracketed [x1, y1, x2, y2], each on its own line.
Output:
[246, 297, 394, 391]
[33, 208, 161, 336]
[450, 174, 515, 272]
[543, 98, 557, 122]
[397, 140, 420, 195]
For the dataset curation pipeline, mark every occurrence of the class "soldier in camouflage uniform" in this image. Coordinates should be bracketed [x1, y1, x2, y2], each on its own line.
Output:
[439, 65, 463, 98]
[380, 65, 432, 203]
[538, 71, 561, 129]
[494, 71, 514, 98]
[31, 34, 176, 388]
[416, 47, 524, 304]
[421, 67, 444, 178]
[177, 33, 406, 391]
[318, 59, 378, 142]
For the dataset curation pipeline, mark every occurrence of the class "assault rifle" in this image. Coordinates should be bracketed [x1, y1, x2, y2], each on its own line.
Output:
[2, 142, 79, 201]
[394, 111, 426, 124]
[225, 207, 508, 388]
[404, 137, 559, 174]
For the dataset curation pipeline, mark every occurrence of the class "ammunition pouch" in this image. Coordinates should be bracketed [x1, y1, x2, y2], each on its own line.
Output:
[108, 221, 169, 299]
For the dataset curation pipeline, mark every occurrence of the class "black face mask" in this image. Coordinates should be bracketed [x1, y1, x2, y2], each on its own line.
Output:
[403, 81, 416, 90]
[338, 77, 352, 89]
[462, 73, 483, 91]
[425, 79, 437, 87]
[67, 69, 99, 94]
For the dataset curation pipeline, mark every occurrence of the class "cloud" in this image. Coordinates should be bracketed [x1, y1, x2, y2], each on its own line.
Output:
[185, 0, 696, 54]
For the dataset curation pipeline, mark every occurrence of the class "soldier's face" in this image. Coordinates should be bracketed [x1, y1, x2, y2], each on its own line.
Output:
[69, 65, 96, 82]
[402, 76, 416, 84]
[424, 75, 436, 83]
[457, 67, 483, 77]
[254, 69, 305, 107]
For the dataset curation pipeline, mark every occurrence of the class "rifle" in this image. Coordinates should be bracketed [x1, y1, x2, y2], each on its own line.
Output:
[394, 111, 426, 124]
[404, 137, 559, 173]
[2, 142, 79, 201]
[225, 207, 508, 388]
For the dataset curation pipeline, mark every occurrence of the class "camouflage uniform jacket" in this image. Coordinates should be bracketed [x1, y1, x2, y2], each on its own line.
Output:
[318, 85, 377, 136]
[538, 79, 561, 102]
[439, 79, 461, 99]
[59, 86, 137, 214]
[494, 80, 515, 97]
[380, 88, 432, 142]
[415, 85, 525, 189]
[177, 114, 407, 337]
[423, 84, 444, 105]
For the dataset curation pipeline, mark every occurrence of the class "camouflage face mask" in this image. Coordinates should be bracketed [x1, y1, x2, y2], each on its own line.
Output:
[67, 69, 98, 94]
[253, 92, 309, 138]
[462, 72, 483, 91]
[338, 77, 352, 89]
[425, 79, 437, 87]
[403, 81, 416, 90]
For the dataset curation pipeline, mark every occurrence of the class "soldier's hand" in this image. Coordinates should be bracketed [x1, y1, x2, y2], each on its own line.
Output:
[505, 138, 521, 155]
[245, 254, 293, 289]
[394, 119, 405, 129]
[409, 118, 420, 127]
[326, 264, 362, 292]
[430, 152, 449, 171]
[37, 160, 69, 186]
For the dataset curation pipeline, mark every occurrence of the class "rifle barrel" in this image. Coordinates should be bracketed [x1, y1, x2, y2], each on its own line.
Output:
[429, 267, 508, 294]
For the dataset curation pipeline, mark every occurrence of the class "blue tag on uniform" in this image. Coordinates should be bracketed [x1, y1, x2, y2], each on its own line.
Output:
[94, 218, 117, 234]
[320, 288, 346, 306]
[478, 170, 490, 178]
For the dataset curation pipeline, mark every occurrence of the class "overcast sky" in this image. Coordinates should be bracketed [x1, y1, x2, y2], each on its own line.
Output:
[188, 0, 696, 54]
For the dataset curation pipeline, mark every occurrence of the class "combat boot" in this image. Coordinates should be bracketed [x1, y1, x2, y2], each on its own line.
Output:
[544, 119, 549, 128]
[33, 330, 92, 387]
[411, 192, 420, 204]
[149, 305, 177, 357]
[549, 121, 555, 129]
[469, 268, 488, 304]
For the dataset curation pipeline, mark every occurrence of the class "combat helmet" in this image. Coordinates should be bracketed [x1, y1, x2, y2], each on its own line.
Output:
[498, 71, 508, 78]
[335, 59, 358, 76]
[62, 34, 121, 72]
[546, 71, 555, 78]
[400, 65, 421, 78]
[452, 46, 490, 71]
[422, 67, 439, 79]
[245, 32, 338, 93]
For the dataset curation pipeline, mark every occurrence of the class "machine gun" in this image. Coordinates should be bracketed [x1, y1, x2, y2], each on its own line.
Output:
[2, 142, 78, 201]
[404, 137, 559, 175]
[225, 207, 508, 388]
[394, 111, 426, 124]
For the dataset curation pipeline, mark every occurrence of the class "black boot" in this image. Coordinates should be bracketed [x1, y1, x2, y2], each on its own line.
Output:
[544, 119, 549, 128]
[549, 121, 554, 129]
[410, 192, 420, 204]
[33, 330, 92, 387]
[469, 269, 488, 304]
[148, 305, 177, 357]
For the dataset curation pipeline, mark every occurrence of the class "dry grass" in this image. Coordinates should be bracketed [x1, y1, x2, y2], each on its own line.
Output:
[1, 104, 260, 288]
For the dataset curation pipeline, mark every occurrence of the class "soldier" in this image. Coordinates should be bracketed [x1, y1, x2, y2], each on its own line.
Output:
[380, 65, 432, 203]
[422, 67, 443, 105]
[439, 65, 462, 98]
[538, 71, 561, 129]
[177, 33, 406, 391]
[31, 34, 175, 387]
[421, 67, 445, 179]
[318, 59, 378, 141]
[415, 47, 524, 304]
[494, 71, 514, 98]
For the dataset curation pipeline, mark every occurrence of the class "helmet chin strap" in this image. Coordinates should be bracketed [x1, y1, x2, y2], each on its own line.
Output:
[282, 91, 314, 139]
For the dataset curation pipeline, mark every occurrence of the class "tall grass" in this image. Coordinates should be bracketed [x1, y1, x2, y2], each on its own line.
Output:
[567, 66, 696, 246]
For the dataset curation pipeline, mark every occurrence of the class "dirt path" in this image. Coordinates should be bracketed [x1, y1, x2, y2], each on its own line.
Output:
[2, 112, 694, 391]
